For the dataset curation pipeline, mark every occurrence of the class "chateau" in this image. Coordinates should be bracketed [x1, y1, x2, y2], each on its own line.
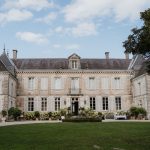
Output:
[0, 49, 150, 119]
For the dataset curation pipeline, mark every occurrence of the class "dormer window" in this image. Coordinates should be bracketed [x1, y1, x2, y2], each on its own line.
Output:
[72, 60, 78, 69]
[68, 53, 81, 69]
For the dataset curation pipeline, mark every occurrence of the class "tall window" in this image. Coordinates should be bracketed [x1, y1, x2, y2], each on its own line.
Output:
[54, 77, 61, 89]
[55, 97, 60, 111]
[115, 97, 121, 110]
[101, 78, 109, 89]
[89, 77, 95, 89]
[41, 97, 47, 111]
[90, 97, 96, 110]
[102, 97, 108, 110]
[28, 97, 34, 111]
[72, 60, 77, 69]
[40, 78, 48, 90]
[71, 78, 79, 90]
[114, 77, 120, 89]
[28, 77, 34, 90]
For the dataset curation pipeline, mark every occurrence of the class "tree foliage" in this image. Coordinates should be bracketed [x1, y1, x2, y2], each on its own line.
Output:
[123, 8, 150, 72]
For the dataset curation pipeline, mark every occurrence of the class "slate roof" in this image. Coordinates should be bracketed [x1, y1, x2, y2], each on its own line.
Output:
[12, 58, 131, 70]
[0, 52, 16, 76]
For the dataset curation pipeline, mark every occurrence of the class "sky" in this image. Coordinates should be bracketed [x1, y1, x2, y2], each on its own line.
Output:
[0, 0, 150, 59]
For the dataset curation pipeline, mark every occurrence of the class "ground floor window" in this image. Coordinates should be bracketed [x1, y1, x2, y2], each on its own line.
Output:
[55, 97, 60, 111]
[115, 97, 121, 110]
[28, 97, 34, 111]
[102, 97, 108, 110]
[90, 97, 96, 110]
[41, 97, 47, 111]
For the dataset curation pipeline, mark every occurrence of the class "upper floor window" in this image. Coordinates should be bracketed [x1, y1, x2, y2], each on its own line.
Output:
[28, 77, 34, 90]
[40, 78, 48, 90]
[114, 77, 120, 89]
[71, 77, 79, 90]
[101, 77, 109, 89]
[72, 60, 78, 69]
[54, 77, 61, 90]
[89, 77, 95, 89]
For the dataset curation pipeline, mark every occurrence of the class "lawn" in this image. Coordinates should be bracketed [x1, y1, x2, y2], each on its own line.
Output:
[0, 122, 150, 150]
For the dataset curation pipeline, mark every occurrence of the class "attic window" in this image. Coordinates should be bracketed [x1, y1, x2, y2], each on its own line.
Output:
[71, 60, 78, 69]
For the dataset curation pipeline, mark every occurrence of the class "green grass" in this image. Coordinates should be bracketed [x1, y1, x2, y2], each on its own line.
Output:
[0, 122, 150, 150]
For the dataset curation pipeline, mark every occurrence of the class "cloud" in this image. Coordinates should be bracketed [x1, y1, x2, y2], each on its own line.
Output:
[65, 44, 80, 50]
[35, 12, 57, 24]
[53, 44, 80, 50]
[63, 0, 150, 22]
[3, 0, 54, 11]
[71, 22, 97, 37]
[16, 32, 48, 44]
[0, 9, 33, 25]
[54, 22, 97, 37]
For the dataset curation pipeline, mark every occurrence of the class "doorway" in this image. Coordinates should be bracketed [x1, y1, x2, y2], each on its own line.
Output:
[71, 97, 79, 115]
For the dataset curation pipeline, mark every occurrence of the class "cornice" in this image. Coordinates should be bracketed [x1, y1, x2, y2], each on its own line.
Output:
[16, 69, 133, 75]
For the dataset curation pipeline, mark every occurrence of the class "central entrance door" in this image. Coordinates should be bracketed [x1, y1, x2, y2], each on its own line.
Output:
[71, 97, 79, 115]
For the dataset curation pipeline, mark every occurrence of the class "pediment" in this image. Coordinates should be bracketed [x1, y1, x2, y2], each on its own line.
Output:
[68, 53, 81, 60]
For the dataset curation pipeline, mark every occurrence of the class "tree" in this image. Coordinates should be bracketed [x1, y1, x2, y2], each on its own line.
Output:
[123, 8, 150, 72]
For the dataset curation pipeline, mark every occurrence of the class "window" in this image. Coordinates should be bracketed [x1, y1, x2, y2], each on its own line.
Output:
[102, 97, 108, 110]
[41, 97, 47, 111]
[101, 78, 109, 89]
[28, 77, 34, 90]
[72, 60, 77, 69]
[89, 77, 95, 89]
[114, 77, 120, 89]
[71, 78, 79, 90]
[54, 77, 61, 89]
[28, 97, 34, 111]
[0, 80, 2, 94]
[115, 97, 121, 110]
[55, 97, 60, 111]
[90, 97, 96, 110]
[41, 78, 48, 90]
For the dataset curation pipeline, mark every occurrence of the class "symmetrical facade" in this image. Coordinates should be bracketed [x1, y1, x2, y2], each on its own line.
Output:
[0, 50, 150, 119]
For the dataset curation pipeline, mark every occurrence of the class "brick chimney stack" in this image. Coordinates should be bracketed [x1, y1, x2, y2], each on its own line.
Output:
[105, 52, 109, 59]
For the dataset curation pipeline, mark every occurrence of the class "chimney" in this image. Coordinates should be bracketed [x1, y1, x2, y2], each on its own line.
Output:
[105, 52, 109, 59]
[125, 52, 129, 59]
[13, 49, 17, 60]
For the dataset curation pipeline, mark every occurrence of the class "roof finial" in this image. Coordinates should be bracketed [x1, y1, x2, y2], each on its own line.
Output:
[3, 44, 6, 53]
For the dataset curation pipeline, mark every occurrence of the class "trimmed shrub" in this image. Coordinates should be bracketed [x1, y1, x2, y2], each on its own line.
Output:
[8, 107, 21, 120]
[34, 111, 40, 119]
[1, 110, 7, 117]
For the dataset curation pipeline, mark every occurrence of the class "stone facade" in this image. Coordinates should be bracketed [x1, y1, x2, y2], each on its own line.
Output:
[0, 50, 150, 119]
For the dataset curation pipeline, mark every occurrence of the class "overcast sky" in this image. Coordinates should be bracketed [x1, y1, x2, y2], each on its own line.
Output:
[0, 0, 150, 59]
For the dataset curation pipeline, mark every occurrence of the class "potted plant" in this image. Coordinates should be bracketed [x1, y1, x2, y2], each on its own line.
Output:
[34, 111, 40, 120]
[1, 110, 7, 122]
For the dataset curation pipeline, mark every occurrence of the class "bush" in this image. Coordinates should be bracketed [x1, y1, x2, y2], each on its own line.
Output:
[104, 112, 114, 119]
[129, 107, 147, 119]
[34, 111, 40, 118]
[1, 110, 7, 117]
[51, 112, 61, 120]
[40, 113, 49, 120]
[24, 112, 35, 120]
[8, 107, 21, 120]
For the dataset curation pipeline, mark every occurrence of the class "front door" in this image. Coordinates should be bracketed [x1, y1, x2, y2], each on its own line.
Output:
[71, 97, 79, 115]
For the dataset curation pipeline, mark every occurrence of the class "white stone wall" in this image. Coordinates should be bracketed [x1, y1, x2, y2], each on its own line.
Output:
[16, 71, 132, 113]
[132, 74, 150, 119]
